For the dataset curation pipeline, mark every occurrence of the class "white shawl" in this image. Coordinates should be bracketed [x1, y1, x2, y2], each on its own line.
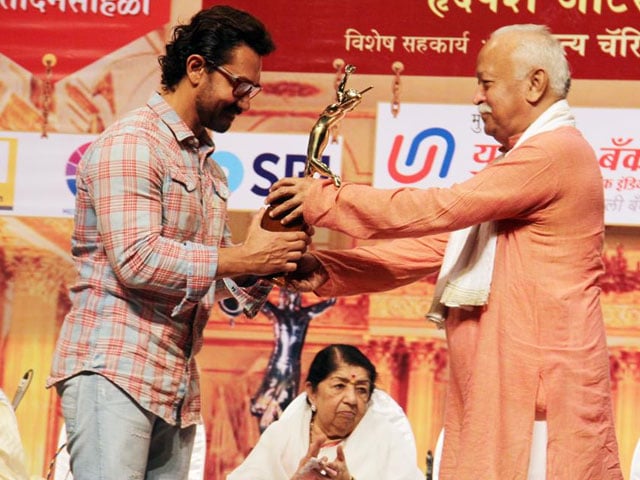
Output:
[226, 390, 424, 480]
[426, 100, 576, 327]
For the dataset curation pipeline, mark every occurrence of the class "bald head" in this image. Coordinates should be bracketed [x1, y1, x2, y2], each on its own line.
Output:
[487, 24, 571, 99]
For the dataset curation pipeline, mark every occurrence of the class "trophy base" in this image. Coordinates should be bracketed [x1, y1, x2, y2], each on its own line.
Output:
[261, 200, 304, 287]
[261, 202, 304, 232]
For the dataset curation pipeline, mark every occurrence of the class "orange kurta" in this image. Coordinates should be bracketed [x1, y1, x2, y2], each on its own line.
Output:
[307, 126, 623, 479]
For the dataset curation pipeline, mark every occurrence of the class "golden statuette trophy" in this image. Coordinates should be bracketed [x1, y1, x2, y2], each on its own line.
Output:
[261, 64, 372, 232]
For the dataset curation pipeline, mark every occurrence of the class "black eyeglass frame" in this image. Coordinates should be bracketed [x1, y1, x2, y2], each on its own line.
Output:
[213, 65, 262, 99]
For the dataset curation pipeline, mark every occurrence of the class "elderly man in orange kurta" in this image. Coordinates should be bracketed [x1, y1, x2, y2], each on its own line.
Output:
[265, 24, 623, 479]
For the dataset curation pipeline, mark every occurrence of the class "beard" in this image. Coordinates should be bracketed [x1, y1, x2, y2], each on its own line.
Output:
[214, 104, 243, 132]
[199, 104, 242, 133]
[209, 115, 232, 133]
[194, 86, 243, 133]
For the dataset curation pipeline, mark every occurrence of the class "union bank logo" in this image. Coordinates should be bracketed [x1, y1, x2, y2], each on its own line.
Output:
[386, 127, 455, 184]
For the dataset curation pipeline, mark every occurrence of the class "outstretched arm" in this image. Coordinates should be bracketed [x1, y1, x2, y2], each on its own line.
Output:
[284, 253, 329, 292]
[287, 234, 448, 298]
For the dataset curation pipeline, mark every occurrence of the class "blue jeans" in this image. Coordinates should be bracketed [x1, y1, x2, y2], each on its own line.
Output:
[57, 372, 196, 480]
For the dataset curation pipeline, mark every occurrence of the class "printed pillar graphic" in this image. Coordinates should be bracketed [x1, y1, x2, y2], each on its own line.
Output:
[0, 137, 18, 210]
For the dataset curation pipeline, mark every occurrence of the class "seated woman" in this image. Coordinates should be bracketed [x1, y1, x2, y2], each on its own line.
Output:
[227, 344, 424, 480]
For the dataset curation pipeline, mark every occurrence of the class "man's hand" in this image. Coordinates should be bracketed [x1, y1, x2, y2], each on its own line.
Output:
[218, 209, 310, 278]
[265, 177, 316, 227]
[284, 253, 329, 292]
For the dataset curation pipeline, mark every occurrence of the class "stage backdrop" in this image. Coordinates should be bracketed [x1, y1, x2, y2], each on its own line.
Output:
[1, 1, 640, 479]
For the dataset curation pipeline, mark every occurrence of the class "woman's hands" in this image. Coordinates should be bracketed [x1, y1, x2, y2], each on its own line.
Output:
[292, 436, 329, 479]
[292, 438, 352, 480]
[326, 446, 351, 480]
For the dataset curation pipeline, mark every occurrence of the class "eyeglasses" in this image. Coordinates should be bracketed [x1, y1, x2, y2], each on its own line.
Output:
[214, 65, 262, 99]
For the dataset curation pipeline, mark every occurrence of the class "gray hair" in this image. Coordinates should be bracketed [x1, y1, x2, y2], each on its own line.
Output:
[490, 24, 571, 97]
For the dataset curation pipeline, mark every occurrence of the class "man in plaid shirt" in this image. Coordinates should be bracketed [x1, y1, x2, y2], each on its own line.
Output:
[47, 6, 309, 479]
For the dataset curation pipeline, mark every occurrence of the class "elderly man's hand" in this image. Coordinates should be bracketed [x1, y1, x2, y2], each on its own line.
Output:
[284, 254, 329, 292]
[265, 177, 317, 227]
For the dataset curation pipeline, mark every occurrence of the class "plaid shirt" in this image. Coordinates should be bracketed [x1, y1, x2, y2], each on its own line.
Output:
[48, 92, 271, 426]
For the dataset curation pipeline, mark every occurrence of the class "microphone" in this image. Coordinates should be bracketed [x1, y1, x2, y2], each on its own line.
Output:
[426, 449, 434, 480]
[12, 369, 33, 411]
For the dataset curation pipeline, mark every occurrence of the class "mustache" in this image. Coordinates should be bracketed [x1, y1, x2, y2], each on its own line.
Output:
[477, 103, 492, 114]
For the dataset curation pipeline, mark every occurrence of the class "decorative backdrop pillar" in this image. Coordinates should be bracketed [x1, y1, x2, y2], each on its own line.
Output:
[2, 248, 68, 476]
[0, 226, 14, 386]
[610, 348, 640, 477]
[364, 337, 409, 404]
[406, 339, 448, 468]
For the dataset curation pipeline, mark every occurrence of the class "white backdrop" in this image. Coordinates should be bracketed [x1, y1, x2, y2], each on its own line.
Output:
[374, 103, 640, 226]
[0, 131, 343, 217]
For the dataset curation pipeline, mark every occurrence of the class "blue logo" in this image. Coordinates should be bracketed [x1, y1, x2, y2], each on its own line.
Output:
[212, 151, 244, 192]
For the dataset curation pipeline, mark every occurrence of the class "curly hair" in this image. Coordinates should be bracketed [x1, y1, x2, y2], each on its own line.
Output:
[158, 5, 276, 91]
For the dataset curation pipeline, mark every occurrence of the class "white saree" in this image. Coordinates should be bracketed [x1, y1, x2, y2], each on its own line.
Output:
[227, 390, 424, 480]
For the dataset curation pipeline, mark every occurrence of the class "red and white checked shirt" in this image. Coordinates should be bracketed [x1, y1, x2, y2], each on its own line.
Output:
[48, 92, 271, 426]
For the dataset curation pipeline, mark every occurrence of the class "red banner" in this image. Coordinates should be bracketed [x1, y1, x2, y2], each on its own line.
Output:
[205, 0, 640, 80]
[0, 0, 171, 82]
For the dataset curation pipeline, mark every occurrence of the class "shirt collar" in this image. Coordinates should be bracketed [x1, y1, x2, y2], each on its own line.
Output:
[148, 92, 214, 151]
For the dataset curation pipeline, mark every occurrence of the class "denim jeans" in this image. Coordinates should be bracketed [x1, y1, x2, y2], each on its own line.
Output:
[57, 372, 196, 480]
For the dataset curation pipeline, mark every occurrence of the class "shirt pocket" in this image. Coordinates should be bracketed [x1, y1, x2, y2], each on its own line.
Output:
[212, 178, 230, 201]
[162, 166, 202, 241]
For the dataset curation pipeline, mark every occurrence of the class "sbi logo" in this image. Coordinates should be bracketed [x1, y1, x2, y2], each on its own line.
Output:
[387, 128, 455, 183]
[213, 150, 331, 197]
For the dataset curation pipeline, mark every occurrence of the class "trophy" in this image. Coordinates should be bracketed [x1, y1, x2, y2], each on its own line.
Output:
[261, 64, 372, 232]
